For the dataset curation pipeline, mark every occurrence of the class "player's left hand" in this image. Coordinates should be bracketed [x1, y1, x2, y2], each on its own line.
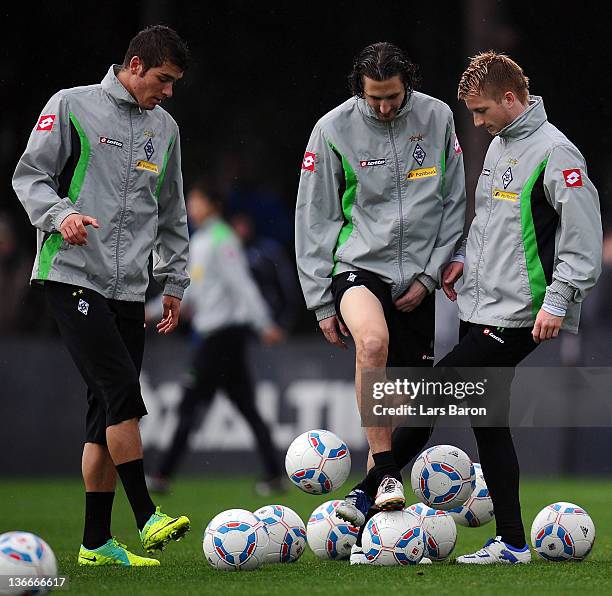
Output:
[394, 280, 428, 312]
[532, 309, 564, 343]
[157, 295, 181, 334]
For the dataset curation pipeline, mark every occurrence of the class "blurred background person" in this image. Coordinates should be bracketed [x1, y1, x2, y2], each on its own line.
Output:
[146, 179, 286, 496]
[230, 211, 302, 333]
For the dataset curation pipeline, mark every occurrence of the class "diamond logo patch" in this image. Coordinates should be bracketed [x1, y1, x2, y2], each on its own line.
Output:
[77, 299, 89, 316]
[502, 167, 513, 189]
[413, 144, 426, 166]
[144, 138, 155, 160]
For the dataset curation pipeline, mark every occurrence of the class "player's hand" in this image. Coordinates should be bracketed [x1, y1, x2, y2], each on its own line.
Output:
[394, 279, 428, 312]
[319, 315, 349, 349]
[59, 213, 99, 245]
[261, 325, 285, 345]
[157, 295, 181, 334]
[532, 309, 564, 343]
[442, 261, 464, 301]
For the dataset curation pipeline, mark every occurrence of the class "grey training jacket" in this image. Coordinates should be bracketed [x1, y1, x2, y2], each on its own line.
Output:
[295, 92, 466, 321]
[458, 96, 602, 333]
[12, 65, 190, 301]
[181, 217, 273, 335]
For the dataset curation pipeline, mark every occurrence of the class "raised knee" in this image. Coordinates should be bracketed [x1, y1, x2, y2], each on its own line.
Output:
[356, 334, 388, 365]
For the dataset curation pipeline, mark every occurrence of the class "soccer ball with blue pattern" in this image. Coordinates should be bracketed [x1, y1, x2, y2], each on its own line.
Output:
[285, 429, 351, 494]
[530, 502, 595, 562]
[407, 503, 457, 560]
[0, 531, 57, 594]
[253, 505, 307, 563]
[449, 462, 494, 527]
[410, 444, 475, 511]
[361, 510, 426, 566]
[203, 509, 269, 571]
[306, 500, 359, 560]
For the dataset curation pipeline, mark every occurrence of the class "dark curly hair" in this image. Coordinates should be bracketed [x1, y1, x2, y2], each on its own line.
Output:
[348, 42, 419, 97]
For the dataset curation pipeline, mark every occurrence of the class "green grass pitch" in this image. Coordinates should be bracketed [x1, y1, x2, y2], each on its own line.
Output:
[1, 477, 610, 595]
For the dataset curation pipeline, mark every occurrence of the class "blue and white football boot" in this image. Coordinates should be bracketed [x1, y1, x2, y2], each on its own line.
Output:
[456, 537, 531, 564]
[336, 488, 373, 527]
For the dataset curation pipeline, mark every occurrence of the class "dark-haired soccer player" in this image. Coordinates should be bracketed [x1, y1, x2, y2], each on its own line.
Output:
[294, 42, 466, 562]
[13, 25, 192, 566]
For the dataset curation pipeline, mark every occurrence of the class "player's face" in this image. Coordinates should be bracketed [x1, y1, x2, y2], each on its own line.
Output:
[363, 75, 406, 121]
[129, 58, 183, 110]
[187, 191, 215, 227]
[464, 92, 514, 136]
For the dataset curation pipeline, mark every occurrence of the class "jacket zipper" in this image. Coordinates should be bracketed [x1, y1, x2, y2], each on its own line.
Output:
[468, 139, 507, 319]
[388, 121, 404, 290]
[113, 107, 134, 298]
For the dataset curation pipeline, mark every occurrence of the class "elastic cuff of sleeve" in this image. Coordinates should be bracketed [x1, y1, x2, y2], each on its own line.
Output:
[544, 286, 570, 313]
[163, 284, 185, 300]
[549, 279, 575, 301]
[315, 304, 336, 322]
[542, 303, 567, 317]
[417, 274, 437, 293]
[52, 206, 79, 231]
[451, 254, 465, 264]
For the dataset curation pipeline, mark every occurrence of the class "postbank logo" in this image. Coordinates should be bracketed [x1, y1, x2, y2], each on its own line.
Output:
[493, 189, 519, 202]
[406, 166, 437, 181]
[136, 160, 159, 174]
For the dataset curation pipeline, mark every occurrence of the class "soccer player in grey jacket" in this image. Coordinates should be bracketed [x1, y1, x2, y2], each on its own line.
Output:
[12, 26, 192, 566]
[347, 52, 602, 566]
[295, 42, 466, 521]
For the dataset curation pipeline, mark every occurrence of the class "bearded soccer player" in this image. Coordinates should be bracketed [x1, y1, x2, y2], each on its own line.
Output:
[295, 41, 466, 547]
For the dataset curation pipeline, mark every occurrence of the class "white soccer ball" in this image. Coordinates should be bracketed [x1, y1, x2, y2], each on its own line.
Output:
[253, 504, 307, 563]
[449, 463, 494, 527]
[203, 508, 269, 571]
[285, 429, 351, 494]
[531, 502, 595, 562]
[306, 500, 359, 560]
[411, 444, 475, 511]
[361, 510, 426, 566]
[0, 532, 57, 595]
[407, 503, 457, 560]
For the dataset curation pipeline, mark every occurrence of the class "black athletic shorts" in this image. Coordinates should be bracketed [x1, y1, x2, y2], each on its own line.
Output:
[45, 281, 148, 445]
[331, 269, 435, 367]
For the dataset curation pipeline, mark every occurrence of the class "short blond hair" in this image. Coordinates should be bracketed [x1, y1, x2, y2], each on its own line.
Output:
[458, 51, 529, 103]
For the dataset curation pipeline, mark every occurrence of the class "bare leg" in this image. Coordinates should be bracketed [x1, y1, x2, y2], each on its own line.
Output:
[82, 443, 117, 491]
[340, 287, 391, 455]
[106, 418, 142, 465]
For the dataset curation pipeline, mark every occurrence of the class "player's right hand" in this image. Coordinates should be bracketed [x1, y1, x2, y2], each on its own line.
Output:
[59, 213, 99, 245]
[319, 315, 349, 350]
[261, 325, 285, 345]
[442, 261, 464, 301]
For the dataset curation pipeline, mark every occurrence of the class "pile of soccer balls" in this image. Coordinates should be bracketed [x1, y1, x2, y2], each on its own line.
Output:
[203, 429, 596, 570]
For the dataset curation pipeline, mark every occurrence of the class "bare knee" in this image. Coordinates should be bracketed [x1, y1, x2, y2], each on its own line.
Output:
[356, 334, 388, 366]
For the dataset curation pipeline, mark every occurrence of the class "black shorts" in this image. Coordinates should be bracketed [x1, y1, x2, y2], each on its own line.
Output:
[45, 281, 148, 445]
[331, 269, 435, 367]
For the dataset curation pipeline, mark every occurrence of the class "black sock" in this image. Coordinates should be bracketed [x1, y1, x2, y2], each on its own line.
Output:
[116, 459, 156, 530]
[356, 507, 379, 548]
[373, 450, 402, 481]
[82, 492, 114, 549]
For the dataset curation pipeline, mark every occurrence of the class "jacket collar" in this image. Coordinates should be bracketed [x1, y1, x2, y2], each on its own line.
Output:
[356, 90, 415, 126]
[101, 65, 140, 107]
[498, 95, 547, 140]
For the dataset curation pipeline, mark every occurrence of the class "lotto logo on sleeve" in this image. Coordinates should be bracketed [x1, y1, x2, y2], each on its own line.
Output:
[563, 168, 583, 187]
[302, 151, 316, 172]
[454, 134, 462, 155]
[36, 114, 56, 131]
